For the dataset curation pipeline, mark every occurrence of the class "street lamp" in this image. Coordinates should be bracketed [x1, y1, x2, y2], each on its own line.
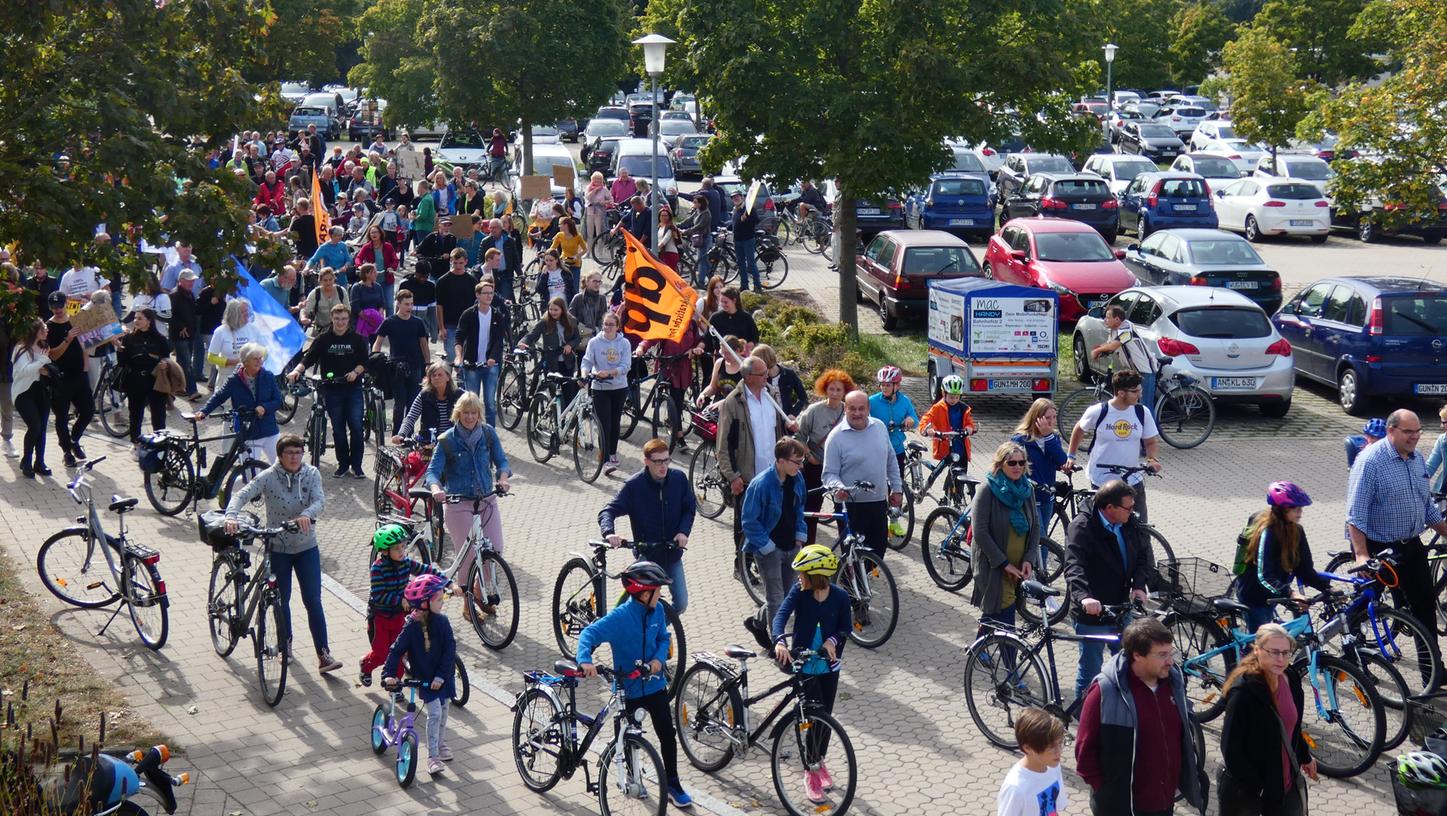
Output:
[633, 33, 675, 252]
[1103, 43, 1118, 144]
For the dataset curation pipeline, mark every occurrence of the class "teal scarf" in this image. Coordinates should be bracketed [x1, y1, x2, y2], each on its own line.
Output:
[986, 471, 1033, 535]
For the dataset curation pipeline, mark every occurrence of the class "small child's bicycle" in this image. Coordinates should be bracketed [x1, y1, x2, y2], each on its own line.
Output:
[369, 664, 471, 787]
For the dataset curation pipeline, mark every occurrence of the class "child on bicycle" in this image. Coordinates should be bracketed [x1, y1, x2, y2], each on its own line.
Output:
[576, 560, 694, 809]
[360, 524, 451, 688]
[770, 544, 853, 805]
[919, 374, 976, 472]
[382, 573, 457, 777]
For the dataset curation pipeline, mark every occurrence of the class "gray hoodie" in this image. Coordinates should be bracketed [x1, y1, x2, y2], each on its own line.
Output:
[226, 462, 326, 554]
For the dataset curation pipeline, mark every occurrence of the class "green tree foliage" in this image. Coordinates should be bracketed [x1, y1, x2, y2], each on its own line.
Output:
[1313, 0, 1447, 230]
[1169, 2, 1237, 86]
[250, 0, 360, 87]
[349, 0, 439, 131]
[1209, 27, 1324, 157]
[1095, 0, 1182, 90]
[1253, 0, 1382, 86]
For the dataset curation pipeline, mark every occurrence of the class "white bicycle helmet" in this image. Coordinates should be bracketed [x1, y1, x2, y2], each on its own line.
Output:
[1397, 751, 1447, 788]
[940, 375, 965, 395]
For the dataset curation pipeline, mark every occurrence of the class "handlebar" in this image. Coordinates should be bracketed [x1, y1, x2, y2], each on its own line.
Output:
[442, 489, 512, 503]
[1100, 463, 1162, 479]
[65, 456, 108, 492]
[229, 519, 302, 537]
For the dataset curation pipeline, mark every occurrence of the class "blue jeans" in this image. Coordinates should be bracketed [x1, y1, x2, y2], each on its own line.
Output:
[1244, 604, 1275, 634]
[462, 363, 499, 426]
[270, 546, 329, 655]
[494, 269, 516, 305]
[735, 236, 759, 291]
[322, 384, 364, 470]
[392, 377, 421, 435]
[662, 558, 689, 615]
[979, 602, 1016, 641]
[194, 333, 211, 387]
[443, 325, 459, 359]
[419, 307, 438, 344]
[1075, 619, 1126, 700]
[1141, 371, 1157, 413]
[696, 232, 713, 286]
[382, 280, 395, 315]
[173, 337, 199, 394]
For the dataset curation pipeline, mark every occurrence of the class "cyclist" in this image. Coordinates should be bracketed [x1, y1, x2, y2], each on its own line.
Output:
[1065, 369, 1162, 523]
[1233, 482, 1333, 632]
[599, 438, 696, 613]
[795, 180, 829, 219]
[486, 128, 508, 181]
[770, 544, 852, 805]
[287, 303, 369, 480]
[382, 573, 457, 777]
[359, 524, 451, 688]
[194, 342, 283, 462]
[394, 361, 460, 445]
[919, 374, 976, 474]
[576, 560, 694, 809]
[372, 289, 431, 436]
[1344, 417, 1385, 469]
[1011, 397, 1073, 547]
[822, 390, 903, 559]
[741, 438, 809, 648]
[868, 366, 918, 473]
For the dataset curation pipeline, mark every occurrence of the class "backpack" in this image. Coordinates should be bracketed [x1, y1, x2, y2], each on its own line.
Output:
[1090, 402, 1147, 450]
[1231, 517, 1258, 577]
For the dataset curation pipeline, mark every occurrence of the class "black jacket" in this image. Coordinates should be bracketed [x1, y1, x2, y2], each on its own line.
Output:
[1218, 670, 1310, 815]
[708, 309, 759, 345]
[1235, 522, 1332, 608]
[774, 365, 808, 417]
[479, 233, 522, 277]
[523, 317, 581, 373]
[168, 286, 198, 341]
[455, 302, 510, 365]
[118, 331, 171, 391]
[1063, 508, 1154, 625]
[533, 265, 579, 306]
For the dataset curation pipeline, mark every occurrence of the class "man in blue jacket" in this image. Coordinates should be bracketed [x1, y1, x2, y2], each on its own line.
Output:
[740, 438, 809, 649]
[578, 560, 693, 809]
[600, 438, 697, 614]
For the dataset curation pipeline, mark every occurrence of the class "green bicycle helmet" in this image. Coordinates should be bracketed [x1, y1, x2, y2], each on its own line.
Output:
[940, 375, 965, 396]
[372, 523, 409, 552]
[1397, 751, 1447, 788]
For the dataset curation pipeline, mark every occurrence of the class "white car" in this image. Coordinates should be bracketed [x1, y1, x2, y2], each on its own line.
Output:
[658, 119, 698, 138]
[1158, 104, 1209, 137]
[436, 128, 490, 170]
[1253, 154, 1334, 195]
[1080, 154, 1160, 196]
[1197, 138, 1270, 175]
[512, 125, 560, 165]
[1212, 178, 1330, 243]
[1112, 90, 1141, 107]
[1170, 153, 1246, 184]
[1188, 121, 1239, 152]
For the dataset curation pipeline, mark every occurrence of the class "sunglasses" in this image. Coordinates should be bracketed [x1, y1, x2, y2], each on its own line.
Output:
[1004, 459, 1027, 467]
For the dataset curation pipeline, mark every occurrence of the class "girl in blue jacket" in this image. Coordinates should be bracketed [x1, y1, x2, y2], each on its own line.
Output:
[383, 574, 457, 778]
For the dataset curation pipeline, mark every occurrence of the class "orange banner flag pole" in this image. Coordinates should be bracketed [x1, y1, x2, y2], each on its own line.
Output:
[618, 229, 698, 342]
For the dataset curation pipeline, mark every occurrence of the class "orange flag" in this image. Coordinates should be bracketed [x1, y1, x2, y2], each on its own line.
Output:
[310, 170, 330, 248]
[619, 229, 697, 341]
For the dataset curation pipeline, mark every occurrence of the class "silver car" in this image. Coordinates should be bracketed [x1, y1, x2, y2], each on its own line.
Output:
[1071, 285, 1295, 415]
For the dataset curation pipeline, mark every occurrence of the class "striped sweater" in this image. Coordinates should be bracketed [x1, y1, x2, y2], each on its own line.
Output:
[369, 555, 447, 614]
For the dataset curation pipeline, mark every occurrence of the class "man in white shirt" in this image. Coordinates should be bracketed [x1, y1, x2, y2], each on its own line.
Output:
[59, 262, 104, 300]
[1090, 303, 1161, 409]
[1066, 369, 1163, 522]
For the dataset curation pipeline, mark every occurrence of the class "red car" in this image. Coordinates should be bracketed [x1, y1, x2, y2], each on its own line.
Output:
[983, 218, 1136, 321]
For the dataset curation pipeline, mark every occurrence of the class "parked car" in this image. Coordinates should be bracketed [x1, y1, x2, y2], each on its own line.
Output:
[855, 230, 982, 330]
[610, 138, 679, 210]
[996, 153, 1077, 208]
[1001, 173, 1119, 241]
[982, 218, 1136, 322]
[1106, 108, 1148, 144]
[1082, 154, 1161, 197]
[1188, 121, 1239, 152]
[1123, 101, 1162, 122]
[1121, 228, 1283, 313]
[1197, 138, 1270, 176]
[1113, 90, 1142, 107]
[1116, 122, 1186, 162]
[583, 118, 628, 141]
[627, 102, 654, 137]
[668, 133, 711, 179]
[1169, 153, 1245, 184]
[1075, 286, 1294, 415]
[1119, 172, 1218, 238]
[511, 125, 560, 166]
[822, 180, 904, 235]
[582, 135, 625, 175]
[660, 110, 692, 122]
[348, 98, 387, 142]
[1253, 154, 1334, 195]
[1330, 187, 1447, 244]
[658, 119, 697, 139]
[1281, 134, 1356, 163]
[279, 82, 311, 105]
[288, 106, 338, 140]
[1213, 179, 1330, 243]
[511, 144, 577, 201]
[1157, 105, 1209, 137]
[670, 93, 699, 122]
[904, 174, 995, 241]
[436, 128, 490, 171]
[1073, 101, 1110, 120]
[594, 105, 629, 123]
[1272, 276, 1447, 413]
[556, 118, 582, 142]
[946, 147, 991, 178]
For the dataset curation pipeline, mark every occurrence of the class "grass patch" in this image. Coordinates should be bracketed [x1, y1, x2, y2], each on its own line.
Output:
[0, 550, 166, 752]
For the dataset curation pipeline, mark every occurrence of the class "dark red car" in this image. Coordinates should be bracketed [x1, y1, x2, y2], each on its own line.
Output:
[983, 218, 1136, 321]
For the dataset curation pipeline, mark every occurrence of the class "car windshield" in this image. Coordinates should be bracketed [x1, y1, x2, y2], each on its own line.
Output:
[1034, 231, 1114, 261]
[659, 121, 696, 135]
[1159, 178, 1208, 197]
[680, 135, 711, 149]
[302, 94, 334, 109]
[1053, 179, 1109, 195]
[1114, 159, 1158, 181]
[1190, 156, 1240, 177]
[1266, 183, 1322, 200]
[1283, 161, 1331, 181]
[1174, 107, 1207, 117]
[1186, 239, 1264, 266]
[934, 178, 987, 196]
[901, 247, 980, 276]
[596, 108, 628, 120]
[588, 120, 628, 136]
[617, 155, 673, 177]
[531, 126, 558, 137]
[1139, 125, 1177, 139]
[1211, 126, 1237, 140]
[1132, 102, 1161, 118]
[1383, 296, 1447, 336]
[1171, 307, 1271, 339]
[1031, 156, 1075, 173]
[950, 151, 986, 173]
[441, 131, 486, 149]
[292, 107, 325, 117]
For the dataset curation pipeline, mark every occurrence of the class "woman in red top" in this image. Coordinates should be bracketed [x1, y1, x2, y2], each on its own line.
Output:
[636, 318, 704, 450]
[354, 223, 399, 311]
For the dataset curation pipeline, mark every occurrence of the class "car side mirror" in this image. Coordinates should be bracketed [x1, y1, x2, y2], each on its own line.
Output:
[1010, 250, 1027, 262]
[1114, 249, 1127, 259]
[1126, 243, 1140, 252]
[1215, 189, 1225, 198]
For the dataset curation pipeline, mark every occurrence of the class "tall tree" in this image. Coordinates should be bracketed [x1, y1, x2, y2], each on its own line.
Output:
[1203, 27, 1323, 158]
[1253, 0, 1382, 85]
[1094, 0, 1183, 90]
[349, 0, 439, 131]
[1168, 2, 1237, 87]
[643, 0, 1096, 332]
[249, 0, 360, 86]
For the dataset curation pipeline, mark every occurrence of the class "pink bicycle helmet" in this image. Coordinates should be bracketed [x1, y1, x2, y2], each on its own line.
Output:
[403, 573, 448, 604]
[1266, 481, 1312, 508]
[876, 365, 902, 384]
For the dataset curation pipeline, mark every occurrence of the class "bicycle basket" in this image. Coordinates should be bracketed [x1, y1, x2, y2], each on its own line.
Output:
[198, 509, 259, 550]
[1150, 557, 1234, 610]
[137, 433, 168, 474]
[1409, 694, 1447, 750]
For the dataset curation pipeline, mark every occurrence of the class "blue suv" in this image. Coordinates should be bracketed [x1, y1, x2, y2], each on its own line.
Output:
[1272, 276, 1447, 414]
[905, 173, 995, 241]
[1119, 171, 1218, 237]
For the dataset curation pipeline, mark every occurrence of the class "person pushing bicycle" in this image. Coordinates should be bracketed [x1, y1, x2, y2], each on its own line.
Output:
[599, 438, 696, 614]
[382, 574, 457, 778]
[359, 524, 454, 688]
[918, 374, 976, 470]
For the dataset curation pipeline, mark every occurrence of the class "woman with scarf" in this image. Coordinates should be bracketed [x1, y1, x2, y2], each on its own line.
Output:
[394, 361, 461, 444]
[969, 441, 1041, 637]
[795, 369, 854, 544]
[194, 342, 284, 462]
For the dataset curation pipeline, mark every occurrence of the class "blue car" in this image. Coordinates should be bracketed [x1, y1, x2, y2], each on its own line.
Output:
[905, 174, 995, 241]
[1271, 276, 1447, 414]
[1119, 171, 1218, 237]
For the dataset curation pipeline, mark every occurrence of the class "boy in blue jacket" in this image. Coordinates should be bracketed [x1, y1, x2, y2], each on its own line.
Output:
[599, 438, 697, 613]
[383, 574, 457, 778]
[577, 560, 693, 809]
[740, 438, 808, 649]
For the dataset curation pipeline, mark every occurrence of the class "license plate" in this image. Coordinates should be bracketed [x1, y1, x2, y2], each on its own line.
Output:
[857, 208, 881, 216]
[949, 218, 975, 226]
[1073, 203, 1097, 210]
[1289, 219, 1315, 227]
[1226, 280, 1258, 290]
[1175, 204, 1197, 211]
[1416, 384, 1447, 395]
[989, 379, 1034, 389]
[1211, 377, 1259, 390]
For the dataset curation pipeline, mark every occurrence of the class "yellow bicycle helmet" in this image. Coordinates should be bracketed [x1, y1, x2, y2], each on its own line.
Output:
[791, 544, 840, 577]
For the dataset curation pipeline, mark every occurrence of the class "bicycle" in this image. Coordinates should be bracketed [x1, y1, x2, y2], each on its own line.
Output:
[363, 373, 389, 449]
[1063, 464, 1177, 569]
[434, 492, 520, 650]
[1318, 548, 1442, 697]
[368, 668, 473, 788]
[685, 407, 730, 520]
[889, 429, 972, 550]
[709, 229, 790, 291]
[1057, 362, 1215, 450]
[675, 646, 857, 816]
[526, 372, 606, 482]
[54, 743, 190, 816]
[497, 346, 541, 431]
[199, 511, 296, 706]
[803, 482, 900, 649]
[372, 439, 449, 563]
[511, 659, 667, 816]
[296, 374, 331, 468]
[552, 540, 687, 697]
[141, 411, 269, 517]
[94, 355, 129, 439]
[626, 350, 697, 452]
[38, 456, 170, 650]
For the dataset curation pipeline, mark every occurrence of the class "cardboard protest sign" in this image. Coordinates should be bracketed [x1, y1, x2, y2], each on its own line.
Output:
[519, 176, 551, 201]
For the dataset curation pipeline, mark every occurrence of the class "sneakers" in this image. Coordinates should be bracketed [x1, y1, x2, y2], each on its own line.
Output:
[818, 763, 834, 791]
[351, 467, 366, 480]
[333, 466, 349, 479]
[742, 614, 771, 651]
[427, 757, 445, 775]
[437, 743, 453, 762]
[318, 652, 343, 673]
[667, 783, 693, 808]
[359, 669, 372, 687]
[603, 455, 618, 475]
[804, 769, 827, 804]
[1, 439, 14, 458]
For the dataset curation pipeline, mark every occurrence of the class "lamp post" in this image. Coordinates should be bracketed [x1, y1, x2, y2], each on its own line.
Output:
[633, 34, 674, 252]
[1103, 43, 1118, 144]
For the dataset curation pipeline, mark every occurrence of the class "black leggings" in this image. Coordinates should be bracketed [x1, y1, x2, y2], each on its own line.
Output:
[847, 500, 890, 559]
[51, 374, 94, 454]
[592, 387, 627, 458]
[624, 689, 680, 785]
[126, 386, 168, 443]
[801, 671, 841, 758]
[15, 386, 50, 468]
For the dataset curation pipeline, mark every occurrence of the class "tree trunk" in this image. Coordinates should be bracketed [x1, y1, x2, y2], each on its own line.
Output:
[522, 116, 535, 178]
[836, 187, 859, 337]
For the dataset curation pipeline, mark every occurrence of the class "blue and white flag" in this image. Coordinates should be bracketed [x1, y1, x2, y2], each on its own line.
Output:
[231, 256, 305, 375]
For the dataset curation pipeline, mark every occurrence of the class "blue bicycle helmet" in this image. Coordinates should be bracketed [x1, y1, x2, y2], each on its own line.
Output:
[1364, 418, 1387, 438]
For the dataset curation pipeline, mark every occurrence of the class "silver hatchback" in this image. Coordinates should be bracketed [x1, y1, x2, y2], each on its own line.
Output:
[1071, 285, 1296, 416]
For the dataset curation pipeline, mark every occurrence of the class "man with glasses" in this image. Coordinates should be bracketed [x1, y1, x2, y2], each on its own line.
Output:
[739, 438, 809, 649]
[1066, 368, 1163, 523]
[600, 438, 697, 615]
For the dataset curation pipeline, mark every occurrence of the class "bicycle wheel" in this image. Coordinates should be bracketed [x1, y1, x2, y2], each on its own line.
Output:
[886, 486, 914, 551]
[597, 733, 666, 816]
[276, 388, 299, 425]
[921, 506, 973, 592]
[255, 593, 289, 708]
[775, 217, 795, 247]
[573, 410, 605, 483]
[1038, 537, 1067, 584]
[1155, 384, 1215, 449]
[618, 389, 641, 442]
[220, 459, 267, 510]
[1363, 605, 1441, 697]
[1056, 387, 1107, 453]
[1145, 526, 1176, 576]
[1296, 653, 1385, 778]
[512, 687, 565, 792]
[759, 252, 789, 290]
[425, 497, 453, 570]
[771, 710, 856, 816]
[845, 551, 898, 648]
[123, 558, 169, 650]
[207, 555, 242, 657]
[590, 233, 613, 264]
[1355, 649, 1410, 752]
[466, 551, 520, 650]
[369, 396, 389, 448]
[526, 388, 559, 463]
[307, 409, 326, 468]
[452, 657, 471, 708]
[802, 224, 827, 255]
[37, 530, 119, 608]
[962, 633, 1051, 749]
[1164, 611, 1234, 722]
[96, 370, 130, 439]
[688, 443, 726, 520]
[739, 550, 766, 606]
[396, 731, 419, 788]
[674, 662, 742, 772]
[497, 363, 526, 430]
[661, 600, 687, 698]
[370, 704, 389, 754]
[552, 558, 598, 659]
[143, 445, 196, 516]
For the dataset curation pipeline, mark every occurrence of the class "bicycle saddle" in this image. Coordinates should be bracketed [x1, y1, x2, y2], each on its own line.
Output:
[724, 645, 757, 660]
[554, 659, 581, 677]
[952, 469, 980, 485]
[1211, 598, 1250, 616]
[1020, 579, 1060, 599]
[407, 487, 433, 501]
[109, 496, 140, 513]
[906, 441, 927, 453]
